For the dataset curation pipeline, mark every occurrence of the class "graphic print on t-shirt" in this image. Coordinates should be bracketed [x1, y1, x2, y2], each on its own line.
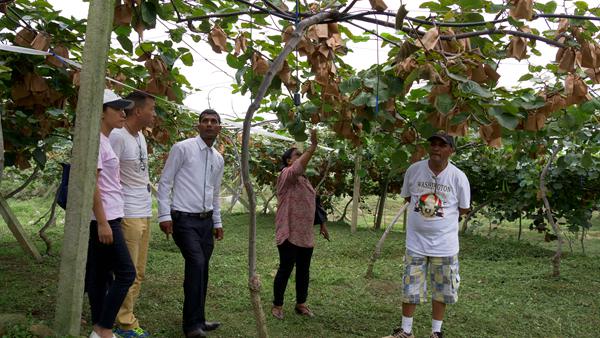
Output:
[414, 193, 444, 218]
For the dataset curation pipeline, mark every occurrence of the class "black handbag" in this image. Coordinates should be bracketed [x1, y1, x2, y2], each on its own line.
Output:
[314, 195, 327, 225]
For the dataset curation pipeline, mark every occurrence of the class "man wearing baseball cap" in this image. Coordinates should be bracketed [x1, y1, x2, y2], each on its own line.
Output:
[385, 131, 470, 338]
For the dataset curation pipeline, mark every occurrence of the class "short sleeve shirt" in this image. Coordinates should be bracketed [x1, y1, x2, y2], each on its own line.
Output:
[93, 134, 124, 221]
[275, 160, 316, 248]
[400, 160, 470, 257]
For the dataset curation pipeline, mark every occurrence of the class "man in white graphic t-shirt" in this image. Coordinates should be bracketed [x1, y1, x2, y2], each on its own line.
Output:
[384, 131, 470, 338]
[109, 91, 156, 338]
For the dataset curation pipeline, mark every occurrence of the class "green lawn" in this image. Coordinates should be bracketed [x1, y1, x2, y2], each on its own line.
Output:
[1, 197, 599, 337]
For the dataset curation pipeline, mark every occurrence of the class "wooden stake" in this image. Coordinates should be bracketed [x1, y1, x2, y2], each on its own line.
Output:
[54, 0, 116, 334]
[351, 148, 361, 233]
[0, 196, 42, 261]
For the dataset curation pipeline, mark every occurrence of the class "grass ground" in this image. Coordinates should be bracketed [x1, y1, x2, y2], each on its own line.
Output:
[1, 197, 599, 337]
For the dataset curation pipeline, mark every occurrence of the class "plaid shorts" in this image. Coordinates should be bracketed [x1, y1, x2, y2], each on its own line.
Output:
[402, 250, 460, 304]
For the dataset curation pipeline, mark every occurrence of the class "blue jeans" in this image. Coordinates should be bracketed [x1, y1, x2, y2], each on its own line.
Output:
[171, 212, 215, 333]
[85, 218, 136, 329]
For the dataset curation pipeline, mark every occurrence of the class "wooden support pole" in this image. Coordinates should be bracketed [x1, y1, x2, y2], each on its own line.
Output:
[0, 196, 42, 261]
[54, 0, 115, 334]
[351, 149, 361, 233]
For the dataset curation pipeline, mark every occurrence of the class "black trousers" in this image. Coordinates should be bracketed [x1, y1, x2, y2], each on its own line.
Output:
[171, 212, 215, 333]
[85, 218, 136, 329]
[273, 240, 314, 306]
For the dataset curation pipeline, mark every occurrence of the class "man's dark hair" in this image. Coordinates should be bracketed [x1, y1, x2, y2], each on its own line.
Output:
[124, 91, 154, 116]
[280, 147, 297, 171]
[199, 108, 221, 124]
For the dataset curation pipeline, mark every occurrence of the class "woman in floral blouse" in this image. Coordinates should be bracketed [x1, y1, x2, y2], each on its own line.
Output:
[271, 129, 329, 319]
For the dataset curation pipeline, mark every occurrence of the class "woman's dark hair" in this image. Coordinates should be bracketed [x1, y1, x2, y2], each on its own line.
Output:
[280, 147, 297, 171]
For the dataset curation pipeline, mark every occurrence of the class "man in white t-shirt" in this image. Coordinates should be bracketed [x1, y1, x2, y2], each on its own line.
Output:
[109, 91, 156, 338]
[385, 131, 470, 338]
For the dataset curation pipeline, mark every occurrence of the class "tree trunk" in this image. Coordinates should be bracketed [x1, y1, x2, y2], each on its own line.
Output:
[366, 203, 408, 278]
[580, 228, 586, 255]
[39, 188, 60, 255]
[374, 178, 389, 230]
[460, 201, 489, 235]
[54, 0, 116, 334]
[337, 197, 353, 222]
[0, 113, 4, 182]
[262, 192, 276, 214]
[539, 146, 562, 277]
[517, 214, 522, 241]
[239, 11, 336, 337]
[4, 165, 40, 199]
[351, 149, 361, 233]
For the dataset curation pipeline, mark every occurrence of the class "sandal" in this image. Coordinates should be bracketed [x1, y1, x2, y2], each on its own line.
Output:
[294, 304, 315, 317]
[271, 305, 284, 320]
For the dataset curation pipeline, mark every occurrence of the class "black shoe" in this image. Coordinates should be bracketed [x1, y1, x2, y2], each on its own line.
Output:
[201, 321, 221, 332]
[185, 328, 207, 338]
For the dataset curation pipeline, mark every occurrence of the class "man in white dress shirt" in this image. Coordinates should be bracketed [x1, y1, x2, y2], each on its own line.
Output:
[157, 109, 225, 338]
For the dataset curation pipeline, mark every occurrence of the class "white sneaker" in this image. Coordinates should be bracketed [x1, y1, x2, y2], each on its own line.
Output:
[89, 331, 116, 338]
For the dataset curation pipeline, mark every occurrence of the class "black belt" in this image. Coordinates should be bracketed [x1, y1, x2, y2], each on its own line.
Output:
[171, 210, 213, 219]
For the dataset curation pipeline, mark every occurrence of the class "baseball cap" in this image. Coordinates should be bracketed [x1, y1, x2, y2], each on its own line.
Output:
[427, 131, 455, 149]
[103, 89, 134, 109]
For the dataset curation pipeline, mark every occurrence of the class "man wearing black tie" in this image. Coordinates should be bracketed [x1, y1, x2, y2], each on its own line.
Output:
[157, 109, 225, 338]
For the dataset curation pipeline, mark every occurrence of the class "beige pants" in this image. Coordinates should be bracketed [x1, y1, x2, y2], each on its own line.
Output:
[116, 217, 151, 330]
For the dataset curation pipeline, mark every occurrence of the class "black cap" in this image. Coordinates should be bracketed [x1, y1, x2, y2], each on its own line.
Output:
[427, 131, 455, 149]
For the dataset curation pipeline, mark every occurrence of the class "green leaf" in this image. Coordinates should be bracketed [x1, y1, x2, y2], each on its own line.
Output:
[459, 80, 493, 98]
[117, 35, 133, 53]
[507, 16, 524, 28]
[180, 52, 194, 66]
[32, 147, 46, 168]
[574, 1, 588, 11]
[390, 148, 408, 170]
[364, 76, 388, 90]
[141, 1, 157, 28]
[458, 0, 484, 10]
[340, 76, 362, 93]
[518, 74, 533, 81]
[47, 108, 64, 117]
[395, 5, 408, 30]
[434, 94, 454, 114]
[446, 71, 469, 83]
[581, 152, 593, 168]
[581, 98, 600, 114]
[351, 92, 370, 106]
[544, 1, 557, 14]
[488, 107, 520, 129]
[403, 68, 420, 93]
